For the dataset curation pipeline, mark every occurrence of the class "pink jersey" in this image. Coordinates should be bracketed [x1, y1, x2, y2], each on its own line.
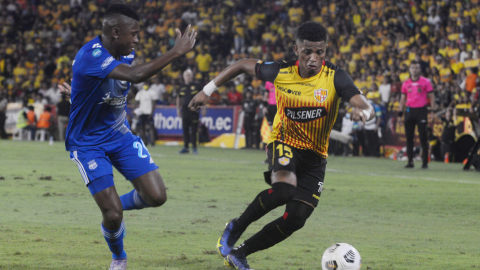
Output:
[265, 81, 276, 105]
[401, 76, 433, 108]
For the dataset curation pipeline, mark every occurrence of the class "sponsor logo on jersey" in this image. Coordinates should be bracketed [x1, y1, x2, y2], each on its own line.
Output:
[92, 43, 102, 48]
[92, 49, 102, 57]
[285, 107, 328, 123]
[101, 56, 115, 70]
[277, 85, 301, 96]
[124, 54, 134, 59]
[278, 157, 290, 166]
[88, 159, 98, 170]
[98, 92, 127, 108]
[314, 88, 328, 102]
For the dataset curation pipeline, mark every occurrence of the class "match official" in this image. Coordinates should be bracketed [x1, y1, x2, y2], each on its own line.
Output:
[398, 61, 436, 169]
[177, 69, 201, 154]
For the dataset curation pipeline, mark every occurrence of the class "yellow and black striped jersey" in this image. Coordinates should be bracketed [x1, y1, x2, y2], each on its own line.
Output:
[255, 60, 361, 157]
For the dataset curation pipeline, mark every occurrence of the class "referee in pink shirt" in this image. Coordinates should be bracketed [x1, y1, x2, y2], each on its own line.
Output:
[398, 61, 436, 169]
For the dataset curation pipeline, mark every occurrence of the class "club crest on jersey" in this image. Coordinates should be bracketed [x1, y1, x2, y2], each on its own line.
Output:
[88, 159, 98, 170]
[314, 88, 328, 103]
[278, 157, 290, 166]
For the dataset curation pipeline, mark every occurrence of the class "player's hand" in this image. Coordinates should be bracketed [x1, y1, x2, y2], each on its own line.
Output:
[188, 91, 209, 111]
[58, 82, 71, 96]
[351, 107, 366, 124]
[172, 25, 197, 56]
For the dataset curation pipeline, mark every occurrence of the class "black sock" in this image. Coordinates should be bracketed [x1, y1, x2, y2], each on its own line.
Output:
[234, 182, 296, 232]
[232, 201, 314, 257]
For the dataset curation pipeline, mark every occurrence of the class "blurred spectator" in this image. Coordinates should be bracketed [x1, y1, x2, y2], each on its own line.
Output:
[241, 89, 258, 149]
[227, 84, 242, 105]
[149, 77, 166, 104]
[378, 76, 391, 106]
[195, 46, 212, 82]
[56, 94, 70, 141]
[0, 92, 7, 139]
[364, 91, 382, 157]
[25, 105, 36, 141]
[135, 83, 157, 146]
[37, 106, 55, 142]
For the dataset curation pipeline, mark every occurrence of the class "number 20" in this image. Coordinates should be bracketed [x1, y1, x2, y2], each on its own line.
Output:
[276, 144, 293, 158]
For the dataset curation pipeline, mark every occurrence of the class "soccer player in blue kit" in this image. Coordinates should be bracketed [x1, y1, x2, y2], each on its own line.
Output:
[59, 4, 196, 270]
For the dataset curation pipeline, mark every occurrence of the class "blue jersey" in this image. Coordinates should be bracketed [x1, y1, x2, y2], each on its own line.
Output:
[66, 36, 135, 151]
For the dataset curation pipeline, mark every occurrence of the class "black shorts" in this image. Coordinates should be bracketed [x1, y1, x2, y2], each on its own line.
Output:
[266, 105, 277, 126]
[264, 141, 327, 207]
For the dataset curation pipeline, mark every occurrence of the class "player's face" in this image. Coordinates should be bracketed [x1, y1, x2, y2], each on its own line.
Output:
[409, 63, 421, 78]
[294, 39, 327, 78]
[117, 20, 140, 56]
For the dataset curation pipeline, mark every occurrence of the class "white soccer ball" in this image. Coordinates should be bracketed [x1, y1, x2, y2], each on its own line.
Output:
[321, 243, 362, 270]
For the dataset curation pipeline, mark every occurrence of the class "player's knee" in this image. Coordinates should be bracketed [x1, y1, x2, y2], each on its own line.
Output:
[103, 209, 123, 228]
[144, 192, 167, 207]
[271, 182, 296, 202]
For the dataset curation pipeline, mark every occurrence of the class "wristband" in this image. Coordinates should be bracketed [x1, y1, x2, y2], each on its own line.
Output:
[202, 80, 218, 96]
[362, 109, 371, 120]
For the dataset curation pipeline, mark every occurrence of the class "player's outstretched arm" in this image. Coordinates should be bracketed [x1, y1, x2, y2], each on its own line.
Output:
[188, 59, 258, 110]
[349, 94, 374, 124]
[108, 25, 197, 84]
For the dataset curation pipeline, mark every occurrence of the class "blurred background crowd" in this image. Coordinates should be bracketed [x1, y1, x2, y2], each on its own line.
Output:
[1, 0, 480, 155]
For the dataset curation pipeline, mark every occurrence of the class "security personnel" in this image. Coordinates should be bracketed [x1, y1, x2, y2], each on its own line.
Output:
[176, 69, 201, 154]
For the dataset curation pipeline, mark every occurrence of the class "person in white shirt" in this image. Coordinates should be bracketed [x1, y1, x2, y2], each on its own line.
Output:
[378, 77, 391, 106]
[149, 77, 166, 103]
[45, 83, 62, 104]
[135, 84, 158, 146]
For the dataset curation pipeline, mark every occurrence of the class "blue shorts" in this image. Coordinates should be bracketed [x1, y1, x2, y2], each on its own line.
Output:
[70, 135, 159, 195]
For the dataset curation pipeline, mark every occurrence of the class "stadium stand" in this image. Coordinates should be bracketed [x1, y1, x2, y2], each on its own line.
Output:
[1, 0, 479, 147]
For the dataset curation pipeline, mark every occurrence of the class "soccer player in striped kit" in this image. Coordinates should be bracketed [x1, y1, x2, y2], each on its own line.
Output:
[189, 21, 374, 270]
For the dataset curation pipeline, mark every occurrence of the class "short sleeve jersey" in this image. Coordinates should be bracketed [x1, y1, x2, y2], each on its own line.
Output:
[66, 36, 135, 150]
[401, 76, 433, 108]
[255, 60, 361, 157]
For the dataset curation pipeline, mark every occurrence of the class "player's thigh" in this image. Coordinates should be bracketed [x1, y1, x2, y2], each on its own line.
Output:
[70, 148, 113, 187]
[108, 135, 159, 181]
[265, 141, 297, 186]
[294, 152, 327, 208]
[131, 169, 166, 205]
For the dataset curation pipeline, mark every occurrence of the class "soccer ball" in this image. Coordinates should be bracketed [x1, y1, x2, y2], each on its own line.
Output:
[321, 243, 362, 270]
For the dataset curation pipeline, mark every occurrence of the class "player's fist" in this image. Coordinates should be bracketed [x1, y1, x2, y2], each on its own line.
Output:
[172, 25, 197, 56]
[188, 91, 209, 111]
[351, 107, 366, 124]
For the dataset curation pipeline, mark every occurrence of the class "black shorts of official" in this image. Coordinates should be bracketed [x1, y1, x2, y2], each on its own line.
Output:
[264, 141, 327, 207]
[266, 105, 277, 126]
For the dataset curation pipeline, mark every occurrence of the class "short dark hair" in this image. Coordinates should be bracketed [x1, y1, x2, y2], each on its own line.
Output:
[105, 4, 140, 21]
[410, 60, 420, 66]
[472, 67, 479, 74]
[296, 21, 328, 43]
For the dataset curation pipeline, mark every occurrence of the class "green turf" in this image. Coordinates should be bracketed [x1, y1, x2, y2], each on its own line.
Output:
[0, 140, 479, 270]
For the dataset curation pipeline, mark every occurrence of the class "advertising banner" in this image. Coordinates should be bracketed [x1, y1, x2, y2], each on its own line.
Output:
[148, 105, 240, 137]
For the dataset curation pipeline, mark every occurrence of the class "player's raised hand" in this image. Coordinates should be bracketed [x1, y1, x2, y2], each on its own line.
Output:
[188, 91, 209, 111]
[172, 25, 197, 56]
[58, 82, 72, 96]
[351, 107, 367, 124]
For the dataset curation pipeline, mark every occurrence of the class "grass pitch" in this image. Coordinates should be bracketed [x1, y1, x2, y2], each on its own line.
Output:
[0, 140, 479, 270]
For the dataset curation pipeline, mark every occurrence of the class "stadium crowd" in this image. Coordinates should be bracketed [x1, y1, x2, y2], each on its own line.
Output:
[1, 0, 479, 154]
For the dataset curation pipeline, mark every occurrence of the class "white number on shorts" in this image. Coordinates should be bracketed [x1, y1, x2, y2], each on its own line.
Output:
[133, 141, 148, 158]
[318, 182, 324, 193]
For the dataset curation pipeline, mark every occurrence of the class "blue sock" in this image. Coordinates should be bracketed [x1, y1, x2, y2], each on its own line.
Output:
[101, 222, 127, 259]
[120, 189, 149, 210]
